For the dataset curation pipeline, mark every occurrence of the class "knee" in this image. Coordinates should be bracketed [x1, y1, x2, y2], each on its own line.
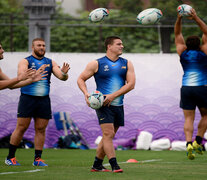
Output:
[198, 117, 207, 127]
[35, 126, 46, 134]
[102, 130, 115, 139]
[16, 124, 29, 134]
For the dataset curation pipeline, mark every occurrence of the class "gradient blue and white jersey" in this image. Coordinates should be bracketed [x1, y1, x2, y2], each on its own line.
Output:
[21, 55, 52, 96]
[180, 50, 207, 86]
[94, 56, 127, 106]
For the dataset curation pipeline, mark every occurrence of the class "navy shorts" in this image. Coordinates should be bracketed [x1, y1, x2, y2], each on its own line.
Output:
[180, 86, 207, 110]
[17, 93, 52, 119]
[95, 105, 124, 126]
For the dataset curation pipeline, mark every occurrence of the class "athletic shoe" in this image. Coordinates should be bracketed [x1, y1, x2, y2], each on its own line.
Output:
[187, 144, 195, 160]
[90, 165, 111, 172]
[112, 165, 123, 173]
[33, 158, 48, 166]
[193, 140, 203, 155]
[5, 157, 20, 166]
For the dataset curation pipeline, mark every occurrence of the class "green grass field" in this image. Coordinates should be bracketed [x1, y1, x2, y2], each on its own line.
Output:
[0, 148, 206, 180]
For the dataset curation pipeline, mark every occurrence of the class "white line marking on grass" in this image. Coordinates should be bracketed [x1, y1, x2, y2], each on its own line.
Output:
[103, 159, 162, 166]
[0, 169, 45, 175]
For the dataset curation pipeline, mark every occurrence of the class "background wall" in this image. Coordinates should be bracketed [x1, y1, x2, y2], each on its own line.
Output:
[0, 53, 201, 148]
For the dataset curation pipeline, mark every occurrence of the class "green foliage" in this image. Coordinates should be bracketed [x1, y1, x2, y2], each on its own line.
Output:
[0, 0, 27, 51]
[1, 0, 207, 53]
[94, 0, 111, 7]
[50, 8, 160, 53]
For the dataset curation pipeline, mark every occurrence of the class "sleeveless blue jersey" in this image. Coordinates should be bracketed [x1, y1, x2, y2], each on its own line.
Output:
[94, 56, 128, 106]
[21, 55, 52, 96]
[180, 50, 207, 86]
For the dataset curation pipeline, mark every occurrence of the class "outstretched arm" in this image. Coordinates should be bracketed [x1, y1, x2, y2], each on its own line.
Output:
[189, 9, 207, 54]
[190, 9, 207, 35]
[174, 13, 186, 56]
[0, 67, 23, 90]
[9, 60, 48, 89]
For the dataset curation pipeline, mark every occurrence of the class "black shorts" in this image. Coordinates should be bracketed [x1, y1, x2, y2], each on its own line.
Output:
[17, 93, 52, 119]
[95, 105, 124, 126]
[180, 86, 207, 110]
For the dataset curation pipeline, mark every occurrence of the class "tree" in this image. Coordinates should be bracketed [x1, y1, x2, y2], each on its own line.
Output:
[0, 0, 28, 51]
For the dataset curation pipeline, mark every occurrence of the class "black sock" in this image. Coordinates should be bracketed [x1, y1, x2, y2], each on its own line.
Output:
[195, 136, 203, 145]
[109, 157, 118, 169]
[35, 150, 42, 160]
[93, 156, 103, 167]
[7, 144, 18, 159]
[186, 141, 192, 147]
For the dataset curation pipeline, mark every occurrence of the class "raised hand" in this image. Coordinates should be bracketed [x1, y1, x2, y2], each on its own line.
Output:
[32, 70, 48, 82]
[30, 64, 48, 82]
[188, 8, 197, 20]
[61, 62, 70, 74]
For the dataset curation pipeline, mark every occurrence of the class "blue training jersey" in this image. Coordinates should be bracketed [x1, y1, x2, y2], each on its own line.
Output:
[180, 50, 207, 86]
[21, 55, 52, 96]
[94, 56, 128, 106]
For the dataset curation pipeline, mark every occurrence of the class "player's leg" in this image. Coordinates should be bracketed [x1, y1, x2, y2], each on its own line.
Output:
[193, 107, 207, 154]
[109, 105, 124, 172]
[197, 108, 207, 137]
[91, 123, 115, 172]
[183, 109, 196, 160]
[192, 86, 207, 154]
[183, 110, 195, 142]
[33, 95, 51, 166]
[33, 117, 49, 166]
[96, 126, 119, 159]
[180, 86, 196, 160]
[100, 123, 116, 159]
[91, 125, 119, 172]
[5, 117, 31, 165]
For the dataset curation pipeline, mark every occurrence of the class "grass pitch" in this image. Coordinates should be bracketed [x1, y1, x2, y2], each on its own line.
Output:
[0, 148, 206, 180]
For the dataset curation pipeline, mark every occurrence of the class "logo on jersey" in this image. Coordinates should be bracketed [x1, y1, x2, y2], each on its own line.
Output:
[31, 62, 36, 69]
[121, 66, 126, 69]
[104, 65, 109, 71]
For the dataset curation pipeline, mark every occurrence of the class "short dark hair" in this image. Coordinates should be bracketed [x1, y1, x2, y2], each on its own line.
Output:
[186, 36, 200, 50]
[104, 36, 121, 50]
[32, 38, 45, 45]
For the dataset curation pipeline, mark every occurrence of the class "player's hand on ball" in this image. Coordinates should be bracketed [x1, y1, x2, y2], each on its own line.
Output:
[85, 93, 91, 106]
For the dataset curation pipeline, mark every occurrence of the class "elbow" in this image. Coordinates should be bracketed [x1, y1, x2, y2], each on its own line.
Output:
[130, 84, 135, 91]
[62, 78, 68, 81]
[129, 82, 135, 91]
[61, 75, 69, 81]
[8, 86, 15, 90]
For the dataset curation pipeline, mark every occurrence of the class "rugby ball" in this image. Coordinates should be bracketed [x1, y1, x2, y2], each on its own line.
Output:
[137, 8, 163, 25]
[89, 8, 109, 22]
[88, 90, 104, 109]
[177, 4, 192, 16]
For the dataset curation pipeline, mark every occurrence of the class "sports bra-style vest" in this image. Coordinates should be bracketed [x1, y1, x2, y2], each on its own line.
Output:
[180, 50, 207, 86]
[94, 56, 128, 106]
[21, 55, 52, 96]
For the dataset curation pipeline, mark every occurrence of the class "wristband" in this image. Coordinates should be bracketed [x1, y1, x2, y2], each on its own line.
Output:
[61, 71, 67, 76]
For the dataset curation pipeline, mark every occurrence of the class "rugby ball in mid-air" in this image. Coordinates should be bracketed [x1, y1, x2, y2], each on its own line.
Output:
[88, 90, 104, 109]
[177, 4, 192, 16]
[137, 8, 163, 25]
[89, 8, 109, 22]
